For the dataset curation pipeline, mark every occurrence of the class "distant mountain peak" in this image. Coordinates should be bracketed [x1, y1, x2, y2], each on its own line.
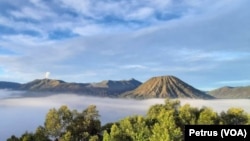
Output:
[20, 79, 66, 90]
[208, 85, 250, 99]
[121, 75, 214, 99]
[90, 79, 141, 89]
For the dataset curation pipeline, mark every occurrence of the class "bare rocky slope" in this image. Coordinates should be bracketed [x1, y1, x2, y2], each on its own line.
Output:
[121, 75, 214, 99]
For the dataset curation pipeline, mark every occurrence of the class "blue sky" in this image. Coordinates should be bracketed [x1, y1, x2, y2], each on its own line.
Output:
[0, 0, 250, 90]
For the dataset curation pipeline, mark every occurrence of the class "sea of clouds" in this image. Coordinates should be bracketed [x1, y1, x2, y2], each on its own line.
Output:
[0, 89, 250, 140]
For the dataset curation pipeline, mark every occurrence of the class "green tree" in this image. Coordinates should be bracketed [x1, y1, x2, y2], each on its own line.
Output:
[102, 130, 111, 141]
[176, 103, 199, 135]
[178, 104, 199, 125]
[44, 105, 72, 139]
[220, 107, 248, 125]
[89, 135, 99, 141]
[149, 109, 182, 141]
[60, 131, 72, 141]
[107, 124, 133, 141]
[44, 108, 61, 138]
[82, 105, 101, 135]
[20, 132, 34, 141]
[146, 99, 183, 140]
[197, 107, 219, 124]
[66, 105, 101, 141]
[248, 114, 250, 124]
[119, 116, 151, 141]
[83, 105, 100, 120]
[33, 126, 51, 141]
[7, 135, 20, 141]
[101, 122, 114, 133]
[147, 99, 180, 119]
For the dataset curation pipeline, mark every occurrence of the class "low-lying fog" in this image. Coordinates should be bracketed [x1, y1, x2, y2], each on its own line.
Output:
[0, 90, 250, 140]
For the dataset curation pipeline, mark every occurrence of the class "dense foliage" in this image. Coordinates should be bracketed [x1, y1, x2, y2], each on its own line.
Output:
[7, 99, 250, 141]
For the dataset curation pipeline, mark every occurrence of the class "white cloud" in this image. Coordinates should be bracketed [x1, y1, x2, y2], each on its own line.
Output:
[57, 0, 184, 23]
[10, 6, 54, 20]
[72, 24, 108, 36]
[59, 0, 91, 16]
[120, 64, 148, 70]
[126, 7, 155, 20]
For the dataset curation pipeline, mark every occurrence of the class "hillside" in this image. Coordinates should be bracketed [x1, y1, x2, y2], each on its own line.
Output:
[18, 78, 141, 97]
[208, 86, 250, 99]
[89, 78, 141, 93]
[20, 79, 68, 90]
[121, 75, 214, 99]
[0, 81, 21, 90]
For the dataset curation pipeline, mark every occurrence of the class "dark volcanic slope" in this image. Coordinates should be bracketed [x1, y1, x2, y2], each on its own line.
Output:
[121, 75, 214, 99]
[208, 86, 250, 99]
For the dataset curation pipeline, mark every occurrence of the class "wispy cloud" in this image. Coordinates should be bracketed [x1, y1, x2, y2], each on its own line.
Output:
[120, 64, 148, 70]
[10, 6, 54, 21]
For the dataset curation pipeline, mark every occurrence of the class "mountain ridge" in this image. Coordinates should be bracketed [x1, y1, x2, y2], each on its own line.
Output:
[208, 86, 250, 99]
[1, 75, 250, 99]
[1, 78, 142, 97]
[0, 81, 21, 90]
